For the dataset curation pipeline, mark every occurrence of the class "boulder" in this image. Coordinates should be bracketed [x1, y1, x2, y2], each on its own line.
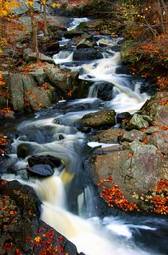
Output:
[0, 180, 83, 255]
[91, 82, 114, 101]
[79, 110, 116, 129]
[90, 140, 166, 212]
[8, 73, 53, 112]
[73, 48, 103, 61]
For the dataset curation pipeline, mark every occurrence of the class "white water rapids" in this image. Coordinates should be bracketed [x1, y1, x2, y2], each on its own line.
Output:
[1, 17, 163, 255]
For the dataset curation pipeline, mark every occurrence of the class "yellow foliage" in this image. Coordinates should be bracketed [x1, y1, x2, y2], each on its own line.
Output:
[0, 0, 20, 17]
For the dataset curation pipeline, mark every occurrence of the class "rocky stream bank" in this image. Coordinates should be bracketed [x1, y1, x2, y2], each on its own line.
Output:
[0, 4, 168, 255]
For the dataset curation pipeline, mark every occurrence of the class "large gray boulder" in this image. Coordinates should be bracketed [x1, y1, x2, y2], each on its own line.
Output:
[90, 140, 166, 213]
[8, 73, 53, 111]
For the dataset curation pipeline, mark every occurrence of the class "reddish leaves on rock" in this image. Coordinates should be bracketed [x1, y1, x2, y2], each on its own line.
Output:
[156, 179, 168, 192]
[34, 229, 67, 255]
[98, 177, 168, 215]
[152, 179, 168, 215]
[98, 176, 138, 212]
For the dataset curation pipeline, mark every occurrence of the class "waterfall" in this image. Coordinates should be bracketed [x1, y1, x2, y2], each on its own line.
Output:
[2, 17, 163, 255]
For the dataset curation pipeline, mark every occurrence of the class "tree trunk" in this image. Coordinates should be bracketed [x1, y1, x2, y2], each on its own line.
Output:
[158, 0, 166, 33]
[43, 4, 48, 36]
[31, 14, 39, 59]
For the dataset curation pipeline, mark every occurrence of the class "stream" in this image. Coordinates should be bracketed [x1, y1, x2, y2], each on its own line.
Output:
[1, 17, 168, 255]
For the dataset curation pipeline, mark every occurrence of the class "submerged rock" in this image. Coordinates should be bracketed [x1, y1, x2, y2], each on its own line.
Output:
[79, 110, 116, 129]
[17, 143, 33, 159]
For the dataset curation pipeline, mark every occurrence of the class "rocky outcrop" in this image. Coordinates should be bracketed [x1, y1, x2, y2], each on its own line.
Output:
[8, 73, 54, 112]
[90, 141, 167, 213]
[1, 61, 90, 113]
[90, 92, 168, 214]
[0, 180, 84, 255]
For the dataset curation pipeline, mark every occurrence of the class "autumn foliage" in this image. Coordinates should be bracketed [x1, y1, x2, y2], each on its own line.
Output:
[98, 176, 168, 215]
[119, 0, 168, 90]
[98, 176, 138, 212]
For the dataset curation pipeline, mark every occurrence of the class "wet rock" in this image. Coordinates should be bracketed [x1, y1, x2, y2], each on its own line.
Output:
[73, 48, 103, 61]
[17, 143, 34, 159]
[122, 129, 146, 142]
[17, 142, 43, 158]
[28, 164, 54, 177]
[79, 110, 116, 129]
[77, 38, 96, 49]
[64, 29, 84, 39]
[90, 128, 124, 143]
[0, 180, 83, 255]
[28, 155, 62, 168]
[116, 112, 132, 124]
[95, 82, 114, 101]
[43, 41, 60, 57]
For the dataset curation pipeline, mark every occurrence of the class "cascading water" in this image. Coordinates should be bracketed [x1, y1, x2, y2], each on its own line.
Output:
[1, 17, 167, 255]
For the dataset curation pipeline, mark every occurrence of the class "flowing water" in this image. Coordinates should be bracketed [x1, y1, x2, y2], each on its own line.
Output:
[1, 18, 167, 255]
